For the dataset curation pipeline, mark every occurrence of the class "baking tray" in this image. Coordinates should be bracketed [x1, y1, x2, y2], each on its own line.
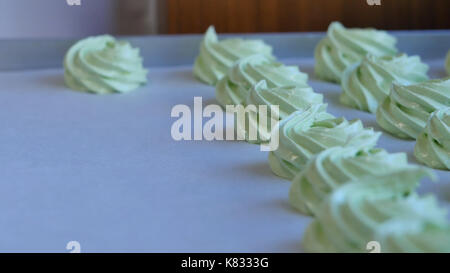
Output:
[0, 31, 449, 252]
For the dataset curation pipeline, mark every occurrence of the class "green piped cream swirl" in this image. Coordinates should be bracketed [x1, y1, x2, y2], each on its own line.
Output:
[341, 54, 429, 113]
[236, 80, 324, 143]
[376, 78, 450, 139]
[290, 147, 417, 216]
[216, 55, 310, 107]
[194, 26, 274, 86]
[64, 35, 148, 94]
[414, 108, 450, 170]
[303, 170, 450, 253]
[268, 105, 381, 180]
[315, 22, 398, 83]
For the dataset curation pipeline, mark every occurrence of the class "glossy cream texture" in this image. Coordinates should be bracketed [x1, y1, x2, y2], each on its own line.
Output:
[64, 35, 148, 94]
[215, 55, 310, 107]
[303, 171, 450, 253]
[341, 54, 429, 113]
[268, 105, 381, 180]
[236, 80, 324, 143]
[376, 78, 450, 139]
[194, 26, 274, 85]
[315, 22, 398, 83]
[414, 108, 450, 170]
[289, 147, 412, 215]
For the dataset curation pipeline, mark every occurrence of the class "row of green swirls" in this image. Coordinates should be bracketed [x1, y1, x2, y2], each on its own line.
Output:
[338, 53, 449, 171]
[313, 23, 449, 171]
[193, 24, 448, 170]
[374, 78, 449, 171]
[311, 23, 449, 251]
[192, 23, 450, 252]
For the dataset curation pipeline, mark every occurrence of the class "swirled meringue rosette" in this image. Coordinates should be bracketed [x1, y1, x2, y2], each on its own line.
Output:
[414, 107, 450, 170]
[376, 78, 450, 139]
[235, 80, 324, 144]
[215, 55, 310, 107]
[341, 54, 429, 113]
[303, 170, 450, 253]
[268, 105, 381, 180]
[315, 22, 398, 83]
[64, 35, 148, 94]
[194, 26, 274, 86]
[289, 146, 415, 216]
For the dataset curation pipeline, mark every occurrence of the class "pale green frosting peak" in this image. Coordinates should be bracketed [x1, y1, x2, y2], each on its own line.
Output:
[64, 35, 148, 94]
[268, 105, 381, 180]
[414, 107, 450, 170]
[303, 170, 450, 253]
[193, 26, 274, 86]
[236, 80, 324, 143]
[215, 54, 310, 107]
[290, 146, 414, 216]
[315, 22, 398, 83]
[341, 54, 429, 113]
[376, 78, 450, 139]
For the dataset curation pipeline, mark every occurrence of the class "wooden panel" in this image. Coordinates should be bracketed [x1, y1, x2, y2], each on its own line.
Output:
[166, 0, 450, 34]
[257, 0, 279, 32]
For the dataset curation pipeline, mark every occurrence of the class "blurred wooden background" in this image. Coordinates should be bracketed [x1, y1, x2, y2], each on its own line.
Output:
[118, 0, 450, 35]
